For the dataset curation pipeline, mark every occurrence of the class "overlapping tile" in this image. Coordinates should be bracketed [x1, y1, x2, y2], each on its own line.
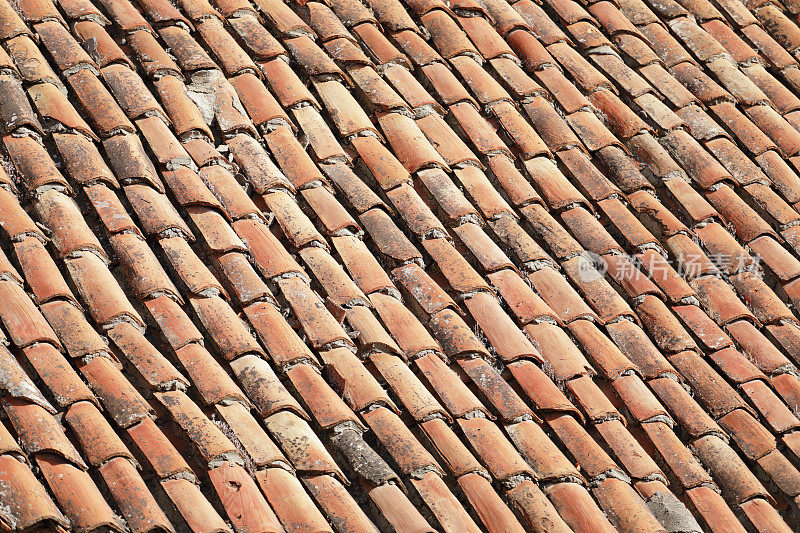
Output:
[1, 0, 800, 529]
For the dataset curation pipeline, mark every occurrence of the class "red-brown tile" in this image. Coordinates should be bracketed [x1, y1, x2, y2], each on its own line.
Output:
[370, 351, 448, 421]
[0, 280, 61, 350]
[64, 400, 134, 468]
[0, 454, 69, 530]
[209, 461, 282, 532]
[458, 472, 526, 532]
[127, 417, 193, 479]
[79, 355, 154, 429]
[684, 485, 747, 532]
[230, 353, 306, 418]
[256, 467, 333, 532]
[545, 481, 617, 532]
[411, 471, 483, 532]
[265, 410, 346, 480]
[243, 301, 317, 366]
[693, 434, 773, 504]
[303, 474, 379, 531]
[605, 320, 675, 379]
[286, 362, 362, 429]
[21, 342, 95, 409]
[4, 397, 85, 467]
[592, 477, 666, 532]
[157, 390, 242, 466]
[420, 417, 486, 478]
[161, 478, 231, 532]
[7, 35, 62, 87]
[37, 454, 126, 532]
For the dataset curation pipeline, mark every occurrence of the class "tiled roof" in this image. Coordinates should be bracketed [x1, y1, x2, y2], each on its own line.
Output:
[3, 0, 800, 529]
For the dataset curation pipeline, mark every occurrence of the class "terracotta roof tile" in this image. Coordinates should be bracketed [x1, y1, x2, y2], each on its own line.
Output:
[357, 25, 412, 67]
[40, 301, 106, 361]
[4, 135, 70, 192]
[0, 281, 60, 349]
[75, 22, 130, 69]
[594, 477, 667, 531]
[346, 305, 402, 354]
[13, 239, 73, 306]
[22, 342, 96, 408]
[159, 478, 229, 531]
[596, 418, 664, 480]
[207, 462, 281, 532]
[695, 433, 774, 504]
[685, 485, 747, 531]
[566, 374, 619, 423]
[413, 472, 483, 531]
[4, 396, 84, 468]
[227, 16, 282, 61]
[38, 453, 126, 532]
[55, 0, 107, 22]
[461, 355, 537, 419]
[127, 419, 191, 482]
[453, 472, 522, 531]
[545, 481, 617, 532]
[36, 20, 97, 75]
[7, 35, 62, 87]
[0, 454, 69, 530]
[303, 475, 378, 530]
[4, 0, 800, 527]
[64, 400, 134, 467]
[0, 349, 52, 414]
[256, 467, 333, 531]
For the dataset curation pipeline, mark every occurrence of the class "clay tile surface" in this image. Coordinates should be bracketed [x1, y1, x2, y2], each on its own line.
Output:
[3, 0, 800, 529]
